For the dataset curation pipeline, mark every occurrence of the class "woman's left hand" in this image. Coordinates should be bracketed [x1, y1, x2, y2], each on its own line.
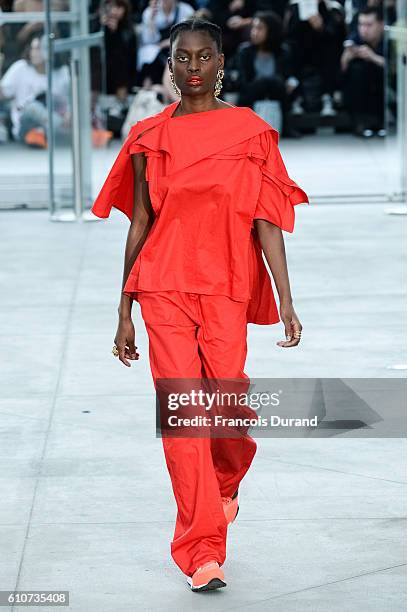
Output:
[277, 302, 302, 348]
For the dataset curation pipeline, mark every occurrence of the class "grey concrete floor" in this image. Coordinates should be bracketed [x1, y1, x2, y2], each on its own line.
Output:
[1, 156, 407, 610]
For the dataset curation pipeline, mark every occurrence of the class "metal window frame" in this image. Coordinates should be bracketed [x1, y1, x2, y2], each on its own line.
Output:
[44, 0, 104, 221]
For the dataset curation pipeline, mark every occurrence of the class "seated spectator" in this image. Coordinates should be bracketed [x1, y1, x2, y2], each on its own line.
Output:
[235, 10, 300, 137]
[340, 6, 385, 137]
[285, 0, 346, 117]
[89, 0, 139, 139]
[347, 0, 396, 42]
[137, 0, 195, 85]
[0, 32, 70, 148]
[91, 0, 138, 102]
[205, 0, 292, 54]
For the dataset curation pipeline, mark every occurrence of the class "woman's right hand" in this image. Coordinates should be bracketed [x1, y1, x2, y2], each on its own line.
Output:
[114, 317, 139, 367]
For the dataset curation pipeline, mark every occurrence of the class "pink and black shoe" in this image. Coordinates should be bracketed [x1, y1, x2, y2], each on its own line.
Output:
[187, 561, 227, 592]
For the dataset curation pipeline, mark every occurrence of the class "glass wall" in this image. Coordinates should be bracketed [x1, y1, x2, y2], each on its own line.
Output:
[0, 5, 73, 209]
[0, 6, 67, 207]
[0, 1, 405, 211]
[384, 0, 407, 203]
[0, 1, 107, 219]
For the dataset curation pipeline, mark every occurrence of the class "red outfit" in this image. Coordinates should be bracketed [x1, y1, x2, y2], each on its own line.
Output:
[91, 100, 309, 325]
[138, 290, 255, 575]
[91, 101, 309, 577]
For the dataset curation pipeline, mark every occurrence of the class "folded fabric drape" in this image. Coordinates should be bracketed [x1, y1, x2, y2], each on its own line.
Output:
[91, 101, 310, 325]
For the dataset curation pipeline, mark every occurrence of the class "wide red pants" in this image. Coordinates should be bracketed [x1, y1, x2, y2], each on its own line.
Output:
[137, 290, 257, 577]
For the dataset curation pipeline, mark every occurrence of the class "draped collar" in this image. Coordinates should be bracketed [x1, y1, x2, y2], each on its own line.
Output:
[126, 100, 279, 176]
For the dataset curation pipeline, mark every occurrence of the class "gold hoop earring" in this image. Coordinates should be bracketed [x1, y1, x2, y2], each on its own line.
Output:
[169, 70, 181, 97]
[214, 68, 224, 97]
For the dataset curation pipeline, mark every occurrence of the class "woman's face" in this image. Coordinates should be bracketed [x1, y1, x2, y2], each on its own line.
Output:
[250, 18, 268, 46]
[169, 30, 224, 97]
[108, 4, 125, 20]
[29, 38, 45, 66]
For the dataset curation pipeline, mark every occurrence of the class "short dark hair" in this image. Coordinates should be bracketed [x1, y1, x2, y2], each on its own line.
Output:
[358, 6, 384, 22]
[170, 18, 223, 54]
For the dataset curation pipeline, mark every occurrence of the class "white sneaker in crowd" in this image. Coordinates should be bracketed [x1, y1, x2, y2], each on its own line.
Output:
[291, 97, 305, 115]
[320, 93, 337, 117]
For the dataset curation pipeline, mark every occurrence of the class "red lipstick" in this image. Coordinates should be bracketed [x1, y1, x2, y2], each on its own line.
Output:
[186, 77, 203, 85]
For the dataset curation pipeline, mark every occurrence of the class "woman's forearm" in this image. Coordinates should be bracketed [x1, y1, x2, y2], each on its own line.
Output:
[118, 218, 153, 319]
[254, 219, 293, 304]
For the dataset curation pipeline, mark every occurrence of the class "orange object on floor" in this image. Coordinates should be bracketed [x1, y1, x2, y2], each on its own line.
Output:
[24, 128, 47, 148]
[91, 128, 114, 148]
[137, 290, 257, 577]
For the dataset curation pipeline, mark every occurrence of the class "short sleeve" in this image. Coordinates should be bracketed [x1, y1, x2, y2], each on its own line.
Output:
[90, 122, 141, 221]
[252, 129, 309, 233]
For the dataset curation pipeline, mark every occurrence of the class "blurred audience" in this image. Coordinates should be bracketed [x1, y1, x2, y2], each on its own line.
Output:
[0, 0, 397, 143]
[285, 0, 346, 118]
[90, 0, 138, 101]
[235, 11, 300, 136]
[0, 31, 70, 147]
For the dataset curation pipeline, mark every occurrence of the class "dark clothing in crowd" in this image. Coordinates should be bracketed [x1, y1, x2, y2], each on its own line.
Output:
[206, 0, 253, 58]
[286, 0, 346, 107]
[343, 58, 384, 128]
[342, 31, 385, 129]
[104, 24, 138, 94]
[207, 0, 288, 23]
[235, 40, 294, 85]
[90, 17, 138, 95]
[205, 1, 291, 58]
[0, 0, 392, 140]
[235, 41, 297, 134]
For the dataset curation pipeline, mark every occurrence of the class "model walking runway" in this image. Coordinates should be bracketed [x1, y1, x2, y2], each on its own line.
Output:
[92, 16, 309, 593]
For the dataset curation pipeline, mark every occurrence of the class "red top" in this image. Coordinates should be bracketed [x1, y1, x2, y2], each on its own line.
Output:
[91, 101, 310, 325]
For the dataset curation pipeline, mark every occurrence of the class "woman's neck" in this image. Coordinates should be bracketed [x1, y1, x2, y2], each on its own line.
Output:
[33, 63, 46, 74]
